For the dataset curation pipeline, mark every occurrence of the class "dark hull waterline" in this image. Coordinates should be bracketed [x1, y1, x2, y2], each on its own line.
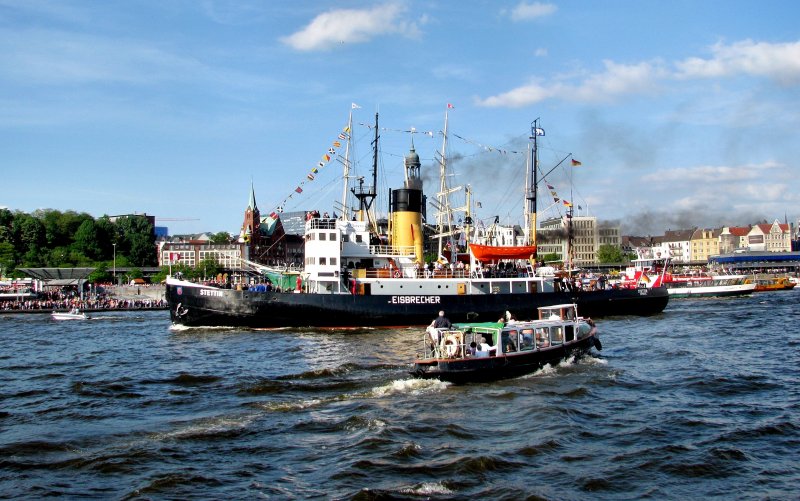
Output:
[167, 285, 669, 328]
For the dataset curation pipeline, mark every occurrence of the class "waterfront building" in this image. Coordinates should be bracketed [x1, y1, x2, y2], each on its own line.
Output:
[690, 228, 721, 262]
[719, 226, 751, 254]
[237, 183, 287, 265]
[158, 236, 245, 269]
[661, 229, 695, 263]
[472, 223, 525, 247]
[539, 216, 621, 266]
[746, 220, 791, 252]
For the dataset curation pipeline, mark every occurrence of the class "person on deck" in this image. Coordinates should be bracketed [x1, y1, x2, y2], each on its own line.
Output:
[432, 310, 452, 329]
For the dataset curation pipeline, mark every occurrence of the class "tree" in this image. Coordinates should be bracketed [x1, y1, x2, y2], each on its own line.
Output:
[0, 241, 15, 275]
[597, 244, 625, 264]
[210, 231, 232, 244]
[74, 219, 103, 260]
[13, 214, 46, 254]
[94, 216, 116, 260]
[539, 252, 562, 264]
[116, 216, 156, 267]
[88, 263, 111, 284]
[35, 209, 93, 249]
[195, 257, 222, 281]
[0, 208, 14, 244]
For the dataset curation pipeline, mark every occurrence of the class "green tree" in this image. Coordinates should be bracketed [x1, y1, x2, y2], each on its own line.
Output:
[88, 263, 111, 283]
[94, 216, 116, 260]
[539, 252, 562, 264]
[195, 257, 222, 281]
[0, 241, 15, 275]
[116, 216, 156, 267]
[35, 209, 93, 249]
[597, 244, 625, 264]
[74, 219, 103, 260]
[210, 231, 232, 244]
[13, 214, 46, 254]
[0, 208, 14, 243]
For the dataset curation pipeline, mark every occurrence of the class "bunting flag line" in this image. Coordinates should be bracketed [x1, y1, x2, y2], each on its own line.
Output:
[267, 121, 352, 217]
[451, 132, 525, 155]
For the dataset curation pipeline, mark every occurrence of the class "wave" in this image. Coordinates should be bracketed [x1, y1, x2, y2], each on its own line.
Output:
[149, 413, 259, 442]
[369, 378, 450, 397]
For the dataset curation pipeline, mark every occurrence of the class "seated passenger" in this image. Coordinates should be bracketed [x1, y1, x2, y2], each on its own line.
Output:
[476, 336, 494, 356]
[467, 341, 477, 356]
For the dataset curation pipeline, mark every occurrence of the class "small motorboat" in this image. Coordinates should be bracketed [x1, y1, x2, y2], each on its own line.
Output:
[752, 276, 797, 292]
[51, 308, 89, 321]
[411, 303, 600, 384]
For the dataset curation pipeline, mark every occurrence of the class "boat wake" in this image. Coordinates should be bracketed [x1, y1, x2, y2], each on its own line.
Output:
[369, 378, 450, 397]
[168, 324, 237, 332]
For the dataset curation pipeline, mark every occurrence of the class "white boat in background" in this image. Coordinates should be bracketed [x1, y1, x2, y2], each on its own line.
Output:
[664, 273, 756, 298]
[51, 308, 89, 321]
[621, 249, 754, 298]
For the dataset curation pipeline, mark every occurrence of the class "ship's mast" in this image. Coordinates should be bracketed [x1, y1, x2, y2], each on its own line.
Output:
[464, 185, 473, 248]
[352, 112, 379, 228]
[436, 108, 453, 257]
[526, 118, 543, 253]
[338, 107, 355, 221]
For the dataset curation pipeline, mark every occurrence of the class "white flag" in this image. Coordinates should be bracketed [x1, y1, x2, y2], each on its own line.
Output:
[352, 103, 362, 109]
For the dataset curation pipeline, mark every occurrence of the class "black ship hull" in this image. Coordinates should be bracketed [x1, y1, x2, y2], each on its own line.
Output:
[166, 283, 668, 328]
[411, 335, 598, 384]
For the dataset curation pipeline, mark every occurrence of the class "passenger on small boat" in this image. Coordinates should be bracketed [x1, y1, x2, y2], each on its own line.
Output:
[498, 310, 518, 324]
[426, 311, 453, 353]
[432, 311, 452, 329]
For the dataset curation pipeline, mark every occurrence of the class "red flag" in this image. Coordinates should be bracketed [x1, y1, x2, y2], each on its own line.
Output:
[295, 187, 303, 194]
[447, 103, 454, 109]
[571, 159, 582, 166]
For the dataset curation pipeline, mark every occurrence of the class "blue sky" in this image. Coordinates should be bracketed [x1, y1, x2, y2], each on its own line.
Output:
[2, 0, 798, 236]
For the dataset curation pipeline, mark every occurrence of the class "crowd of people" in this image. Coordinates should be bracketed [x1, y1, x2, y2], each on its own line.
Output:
[0, 288, 167, 312]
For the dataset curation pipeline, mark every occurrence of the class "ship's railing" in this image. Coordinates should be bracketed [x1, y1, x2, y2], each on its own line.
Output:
[369, 245, 416, 257]
[306, 218, 337, 231]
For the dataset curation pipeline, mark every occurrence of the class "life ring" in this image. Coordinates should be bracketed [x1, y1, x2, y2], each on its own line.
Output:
[393, 270, 402, 278]
[440, 332, 462, 358]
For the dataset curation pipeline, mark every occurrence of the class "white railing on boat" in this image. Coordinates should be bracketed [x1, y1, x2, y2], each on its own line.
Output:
[369, 245, 416, 257]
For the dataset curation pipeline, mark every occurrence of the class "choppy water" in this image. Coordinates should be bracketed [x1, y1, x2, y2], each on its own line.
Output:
[1, 292, 799, 499]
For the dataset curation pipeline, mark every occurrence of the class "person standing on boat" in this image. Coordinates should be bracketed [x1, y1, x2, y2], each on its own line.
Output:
[432, 311, 452, 329]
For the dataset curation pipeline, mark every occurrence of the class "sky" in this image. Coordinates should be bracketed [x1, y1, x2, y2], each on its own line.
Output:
[2, 0, 799, 237]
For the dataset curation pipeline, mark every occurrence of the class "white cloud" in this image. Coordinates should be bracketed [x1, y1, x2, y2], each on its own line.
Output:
[478, 39, 800, 107]
[280, 3, 421, 51]
[508, 2, 557, 21]
[476, 60, 665, 107]
[641, 161, 781, 183]
[675, 39, 800, 85]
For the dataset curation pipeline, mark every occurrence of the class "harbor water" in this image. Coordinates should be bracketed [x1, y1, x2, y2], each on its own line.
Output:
[1, 292, 799, 499]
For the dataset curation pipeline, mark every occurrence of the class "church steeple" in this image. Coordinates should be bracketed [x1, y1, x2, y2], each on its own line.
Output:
[240, 181, 261, 247]
[248, 180, 258, 212]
